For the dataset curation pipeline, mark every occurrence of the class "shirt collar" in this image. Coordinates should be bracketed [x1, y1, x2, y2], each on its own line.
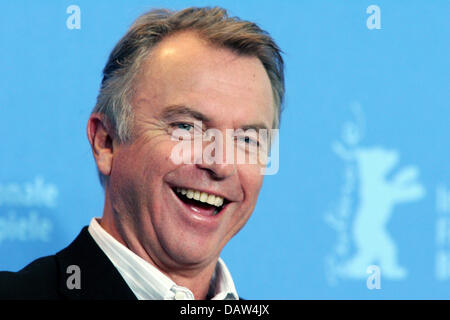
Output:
[88, 218, 239, 300]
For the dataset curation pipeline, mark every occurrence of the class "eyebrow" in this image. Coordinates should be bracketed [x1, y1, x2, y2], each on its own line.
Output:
[159, 105, 211, 123]
[240, 123, 270, 132]
[159, 104, 271, 132]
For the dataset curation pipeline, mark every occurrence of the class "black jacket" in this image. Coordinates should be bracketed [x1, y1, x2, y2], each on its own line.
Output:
[0, 227, 137, 300]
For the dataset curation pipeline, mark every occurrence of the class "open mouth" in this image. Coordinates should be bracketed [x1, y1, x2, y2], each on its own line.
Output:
[172, 187, 229, 216]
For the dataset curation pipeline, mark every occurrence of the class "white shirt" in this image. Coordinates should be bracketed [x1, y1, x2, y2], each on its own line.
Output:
[88, 218, 239, 300]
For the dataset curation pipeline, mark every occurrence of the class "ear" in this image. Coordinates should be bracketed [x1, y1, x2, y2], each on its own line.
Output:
[87, 113, 115, 177]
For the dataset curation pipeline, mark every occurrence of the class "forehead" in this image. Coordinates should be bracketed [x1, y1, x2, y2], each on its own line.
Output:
[132, 31, 275, 129]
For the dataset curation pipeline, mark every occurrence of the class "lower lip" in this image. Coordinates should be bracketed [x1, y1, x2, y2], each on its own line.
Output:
[169, 187, 227, 227]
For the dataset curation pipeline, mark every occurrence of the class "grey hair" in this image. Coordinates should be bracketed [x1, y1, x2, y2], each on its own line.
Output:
[91, 7, 285, 187]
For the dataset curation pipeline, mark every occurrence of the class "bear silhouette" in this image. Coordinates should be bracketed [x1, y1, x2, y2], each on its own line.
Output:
[338, 147, 425, 279]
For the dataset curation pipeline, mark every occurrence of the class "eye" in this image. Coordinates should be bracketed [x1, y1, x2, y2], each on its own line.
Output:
[174, 122, 194, 132]
[237, 135, 259, 147]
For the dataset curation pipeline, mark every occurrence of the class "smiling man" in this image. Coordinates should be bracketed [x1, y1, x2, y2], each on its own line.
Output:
[0, 7, 284, 300]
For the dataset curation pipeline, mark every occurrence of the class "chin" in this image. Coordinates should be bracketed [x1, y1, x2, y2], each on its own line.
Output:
[167, 240, 222, 267]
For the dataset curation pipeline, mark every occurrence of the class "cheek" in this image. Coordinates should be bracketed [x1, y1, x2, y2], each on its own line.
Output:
[238, 164, 264, 204]
[108, 148, 143, 216]
[225, 164, 263, 239]
[110, 140, 176, 196]
[110, 146, 139, 186]
[125, 136, 178, 177]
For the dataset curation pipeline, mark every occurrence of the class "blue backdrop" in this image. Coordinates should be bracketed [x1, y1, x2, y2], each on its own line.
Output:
[1, 0, 449, 299]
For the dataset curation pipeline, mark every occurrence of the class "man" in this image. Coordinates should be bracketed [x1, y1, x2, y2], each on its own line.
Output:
[0, 6, 284, 300]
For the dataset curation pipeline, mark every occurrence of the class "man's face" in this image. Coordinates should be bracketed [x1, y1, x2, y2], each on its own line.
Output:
[108, 32, 274, 270]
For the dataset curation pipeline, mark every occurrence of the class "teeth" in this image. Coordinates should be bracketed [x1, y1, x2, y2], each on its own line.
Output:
[200, 192, 208, 202]
[215, 197, 224, 207]
[175, 188, 225, 208]
[206, 194, 215, 205]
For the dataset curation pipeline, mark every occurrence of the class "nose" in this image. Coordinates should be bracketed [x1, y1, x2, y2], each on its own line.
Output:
[195, 160, 236, 180]
[193, 133, 237, 179]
